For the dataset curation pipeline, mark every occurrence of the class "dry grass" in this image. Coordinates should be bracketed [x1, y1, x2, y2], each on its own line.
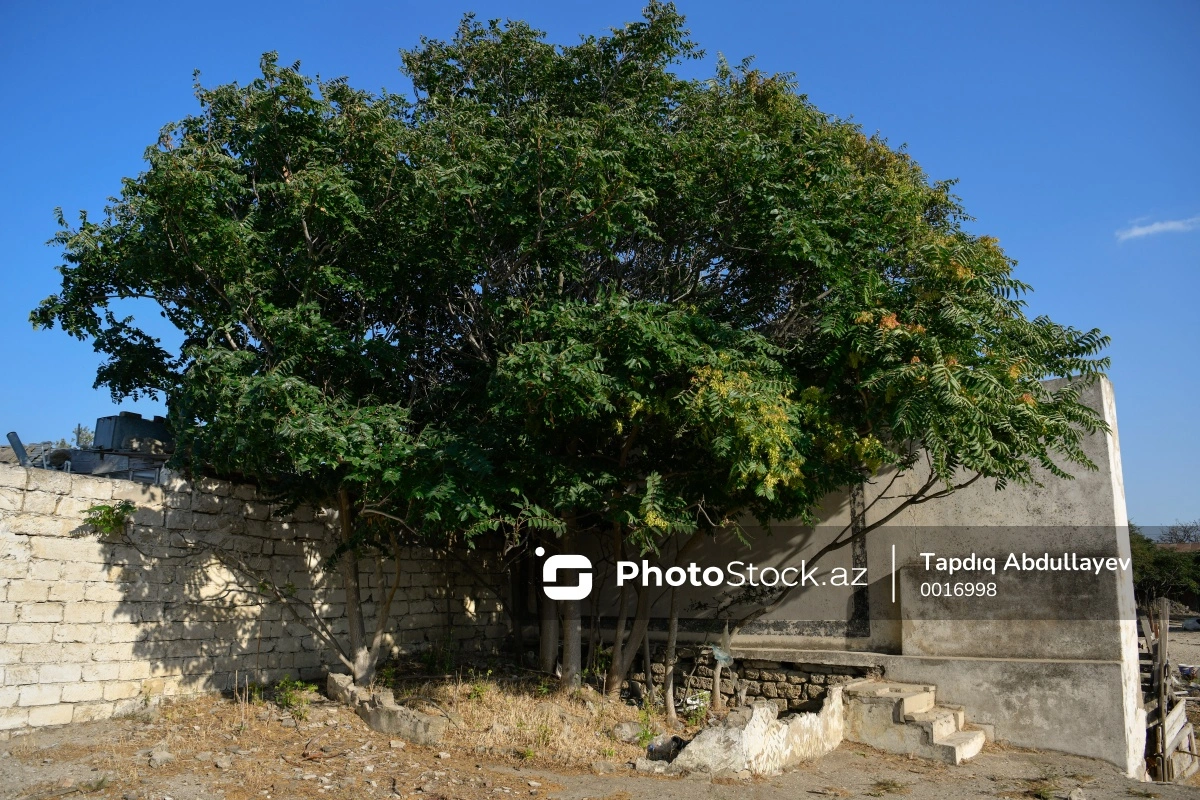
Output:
[386, 669, 676, 767]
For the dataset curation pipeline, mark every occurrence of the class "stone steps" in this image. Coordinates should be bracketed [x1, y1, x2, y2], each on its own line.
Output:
[843, 680, 986, 765]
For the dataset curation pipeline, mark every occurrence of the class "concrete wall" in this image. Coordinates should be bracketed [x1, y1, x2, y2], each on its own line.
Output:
[0, 465, 508, 738]
[730, 377, 1146, 776]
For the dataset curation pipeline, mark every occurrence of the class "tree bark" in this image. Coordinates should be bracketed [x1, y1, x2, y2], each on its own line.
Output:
[559, 516, 582, 688]
[664, 586, 679, 726]
[561, 599, 582, 688]
[538, 593, 560, 675]
[642, 629, 656, 706]
[337, 490, 371, 686]
[606, 585, 650, 698]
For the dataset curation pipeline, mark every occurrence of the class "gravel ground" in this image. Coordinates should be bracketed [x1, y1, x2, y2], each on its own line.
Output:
[2, 692, 1198, 800]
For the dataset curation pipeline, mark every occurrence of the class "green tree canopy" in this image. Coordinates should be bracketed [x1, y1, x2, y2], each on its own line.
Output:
[34, 2, 1109, 686]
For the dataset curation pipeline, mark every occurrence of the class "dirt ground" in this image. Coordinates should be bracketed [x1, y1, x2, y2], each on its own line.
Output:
[3, 691, 1198, 800]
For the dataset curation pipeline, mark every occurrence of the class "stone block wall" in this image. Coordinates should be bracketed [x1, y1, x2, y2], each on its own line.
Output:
[629, 650, 880, 714]
[0, 463, 508, 737]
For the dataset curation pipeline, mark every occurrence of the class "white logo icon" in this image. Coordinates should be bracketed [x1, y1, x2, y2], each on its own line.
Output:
[537, 546, 593, 601]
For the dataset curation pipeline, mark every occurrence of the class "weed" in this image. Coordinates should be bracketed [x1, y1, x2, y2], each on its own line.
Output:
[82, 500, 136, 537]
[273, 675, 316, 720]
[1126, 788, 1160, 798]
[635, 708, 656, 747]
[868, 779, 910, 795]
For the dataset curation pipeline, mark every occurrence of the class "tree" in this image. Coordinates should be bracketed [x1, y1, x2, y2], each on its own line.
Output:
[1130, 523, 1200, 604]
[1160, 520, 1200, 544]
[35, 3, 1109, 694]
[32, 54, 519, 686]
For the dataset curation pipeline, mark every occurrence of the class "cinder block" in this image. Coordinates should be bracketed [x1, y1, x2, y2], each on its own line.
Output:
[48, 583, 86, 603]
[28, 704, 73, 727]
[52, 624, 94, 643]
[102, 681, 142, 701]
[17, 602, 63, 623]
[18, 683, 62, 706]
[195, 477, 232, 497]
[0, 488, 22, 512]
[71, 701, 114, 722]
[5, 513, 82, 537]
[7, 581, 53, 603]
[39, 663, 82, 683]
[82, 662, 120, 682]
[62, 604, 103, 624]
[62, 561, 110, 582]
[0, 708, 29, 730]
[6, 624, 53, 644]
[55, 496, 99, 519]
[0, 465, 29, 490]
[26, 560, 62, 581]
[83, 583, 125, 602]
[26, 470, 72, 495]
[70, 475, 114, 501]
[59, 643, 92, 662]
[118, 661, 150, 680]
[165, 509, 193, 530]
[164, 492, 191, 510]
[111, 483, 164, 506]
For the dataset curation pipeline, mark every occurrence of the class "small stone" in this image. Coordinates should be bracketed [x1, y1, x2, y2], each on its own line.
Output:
[389, 740, 406, 749]
[214, 754, 233, 770]
[148, 748, 175, 769]
[280, 717, 297, 728]
[735, 769, 751, 780]
[123, 792, 141, 800]
[437, 751, 451, 759]
[591, 761, 618, 774]
[527, 780, 541, 788]
[194, 751, 213, 762]
[363, 764, 375, 773]
[611, 721, 643, 743]
[1067, 790, 1087, 800]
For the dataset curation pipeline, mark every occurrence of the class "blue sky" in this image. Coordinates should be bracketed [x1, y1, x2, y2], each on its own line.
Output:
[1, 1, 1196, 525]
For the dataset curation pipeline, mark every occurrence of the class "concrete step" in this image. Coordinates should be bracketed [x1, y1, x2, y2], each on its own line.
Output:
[904, 707, 960, 741]
[930, 729, 986, 765]
[843, 680, 984, 765]
[843, 679, 937, 717]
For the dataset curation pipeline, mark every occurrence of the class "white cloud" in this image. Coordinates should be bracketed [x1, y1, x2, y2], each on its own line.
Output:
[1116, 214, 1200, 242]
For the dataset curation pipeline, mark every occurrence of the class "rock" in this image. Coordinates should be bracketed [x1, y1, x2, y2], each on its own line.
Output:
[527, 780, 541, 787]
[194, 751, 213, 762]
[354, 692, 447, 745]
[213, 753, 233, 770]
[671, 689, 844, 777]
[148, 747, 175, 769]
[123, 792, 141, 800]
[437, 751, 451, 759]
[647, 733, 686, 762]
[363, 764, 375, 773]
[280, 717, 297, 728]
[591, 761, 619, 775]
[635, 757, 670, 774]
[735, 770, 751, 780]
[389, 740, 406, 749]
[1067, 790, 1087, 800]
[612, 721, 643, 743]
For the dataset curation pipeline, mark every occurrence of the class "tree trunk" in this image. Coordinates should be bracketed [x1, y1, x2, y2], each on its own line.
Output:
[561, 599, 582, 689]
[664, 586, 679, 727]
[511, 556, 526, 667]
[559, 516, 582, 688]
[538, 593, 559, 675]
[606, 585, 650, 698]
[712, 620, 729, 714]
[337, 490, 371, 686]
[642, 629, 656, 706]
